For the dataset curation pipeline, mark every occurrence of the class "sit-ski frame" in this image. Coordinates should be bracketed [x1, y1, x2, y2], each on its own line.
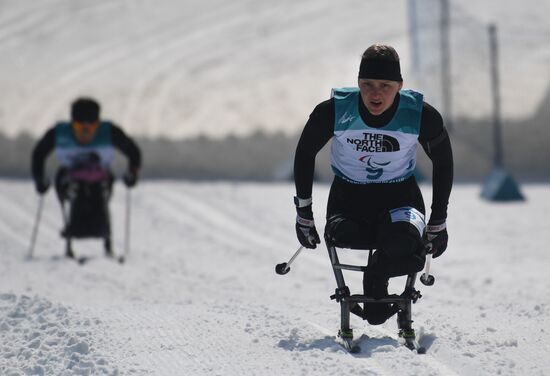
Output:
[326, 243, 426, 353]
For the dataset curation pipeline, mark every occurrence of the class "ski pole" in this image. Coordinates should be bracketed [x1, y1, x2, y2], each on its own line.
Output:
[275, 246, 304, 275]
[27, 195, 45, 259]
[119, 187, 131, 264]
[420, 252, 435, 286]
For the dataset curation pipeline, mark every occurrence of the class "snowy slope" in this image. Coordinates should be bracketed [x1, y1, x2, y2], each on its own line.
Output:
[2, 0, 550, 139]
[1, 180, 549, 375]
[0, 0, 408, 139]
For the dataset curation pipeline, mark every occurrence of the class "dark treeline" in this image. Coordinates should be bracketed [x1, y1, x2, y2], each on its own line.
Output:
[0, 117, 548, 182]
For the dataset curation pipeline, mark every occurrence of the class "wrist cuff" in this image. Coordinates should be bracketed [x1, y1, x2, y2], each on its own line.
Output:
[296, 215, 315, 227]
[294, 196, 312, 208]
[427, 222, 446, 232]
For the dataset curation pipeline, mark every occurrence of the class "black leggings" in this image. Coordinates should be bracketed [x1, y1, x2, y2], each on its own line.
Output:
[55, 167, 114, 202]
[55, 168, 113, 238]
[324, 176, 426, 278]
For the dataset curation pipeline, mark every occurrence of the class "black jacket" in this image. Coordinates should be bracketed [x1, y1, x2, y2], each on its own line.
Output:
[31, 121, 142, 181]
[294, 93, 453, 223]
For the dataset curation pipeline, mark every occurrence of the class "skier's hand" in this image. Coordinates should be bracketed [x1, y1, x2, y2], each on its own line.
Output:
[425, 220, 448, 258]
[34, 177, 50, 195]
[295, 202, 321, 249]
[123, 166, 139, 188]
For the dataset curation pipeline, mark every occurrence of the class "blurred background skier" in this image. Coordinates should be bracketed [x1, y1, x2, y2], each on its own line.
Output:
[31, 97, 142, 259]
[293, 44, 453, 325]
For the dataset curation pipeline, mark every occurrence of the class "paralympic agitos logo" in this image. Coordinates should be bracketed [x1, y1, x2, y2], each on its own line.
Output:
[346, 133, 400, 152]
[359, 155, 390, 179]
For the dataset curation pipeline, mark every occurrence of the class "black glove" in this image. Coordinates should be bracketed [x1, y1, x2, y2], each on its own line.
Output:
[294, 197, 321, 249]
[34, 177, 50, 195]
[425, 220, 448, 258]
[123, 167, 139, 188]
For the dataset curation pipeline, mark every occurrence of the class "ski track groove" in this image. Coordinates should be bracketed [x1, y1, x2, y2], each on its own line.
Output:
[155, 186, 283, 254]
[308, 317, 464, 376]
[137, 1, 350, 135]
[306, 321, 392, 376]
[119, 2, 250, 134]
[423, 306, 550, 376]
[151, 182, 460, 375]
[179, 183, 295, 245]
[9, 1, 256, 136]
[0, 190, 83, 255]
[152, 184, 333, 274]
[0, 183, 131, 260]
[0, 190, 48, 249]
[168, 184, 288, 243]
[114, 1, 246, 131]
[7, 2, 139, 130]
[3, 182, 550, 375]
[136, 187, 222, 244]
[371, 325, 462, 376]
[94, 304, 277, 376]
[0, 181, 455, 375]
[4, 0, 411, 138]
[154, 185, 334, 280]
[139, 2, 352, 137]
[9, 3, 188, 130]
[0, 0, 76, 46]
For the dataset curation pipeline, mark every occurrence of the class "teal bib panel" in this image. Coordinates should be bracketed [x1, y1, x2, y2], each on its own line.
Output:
[54, 121, 115, 170]
[330, 88, 423, 183]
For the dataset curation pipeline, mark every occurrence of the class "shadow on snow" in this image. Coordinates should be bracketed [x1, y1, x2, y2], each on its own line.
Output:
[277, 332, 409, 357]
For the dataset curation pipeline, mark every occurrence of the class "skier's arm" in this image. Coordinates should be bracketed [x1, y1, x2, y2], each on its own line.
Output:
[294, 99, 334, 198]
[111, 124, 142, 173]
[418, 102, 453, 224]
[418, 103, 453, 258]
[293, 100, 333, 249]
[31, 127, 56, 182]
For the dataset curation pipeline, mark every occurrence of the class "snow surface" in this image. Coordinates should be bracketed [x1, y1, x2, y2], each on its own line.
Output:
[1, 180, 550, 375]
[2, 0, 550, 139]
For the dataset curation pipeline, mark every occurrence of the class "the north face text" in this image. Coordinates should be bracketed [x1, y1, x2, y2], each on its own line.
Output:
[346, 133, 400, 152]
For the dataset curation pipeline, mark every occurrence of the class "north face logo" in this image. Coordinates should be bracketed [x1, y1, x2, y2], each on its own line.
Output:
[347, 133, 400, 152]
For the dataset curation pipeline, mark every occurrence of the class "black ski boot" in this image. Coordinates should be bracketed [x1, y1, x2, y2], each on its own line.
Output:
[397, 304, 426, 353]
[362, 269, 396, 325]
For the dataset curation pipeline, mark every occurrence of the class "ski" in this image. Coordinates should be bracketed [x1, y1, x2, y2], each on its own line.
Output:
[77, 256, 91, 265]
[340, 339, 361, 354]
[64, 253, 124, 265]
[399, 328, 426, 354]
[337, 329, 361, 353]
[335, 329, 426, 354]
[63, 253, 92, 265]
[401, 337, 426, 354]
[108, 252, 127, 264]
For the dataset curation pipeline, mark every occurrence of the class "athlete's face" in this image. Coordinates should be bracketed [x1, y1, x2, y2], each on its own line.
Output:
[358, 78, 403, 116]
[72, 121, 99, 144]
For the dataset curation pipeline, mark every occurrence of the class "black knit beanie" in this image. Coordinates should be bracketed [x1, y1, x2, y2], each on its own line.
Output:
[358, 58, 403, 82]
[71, 98, 100, 122]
